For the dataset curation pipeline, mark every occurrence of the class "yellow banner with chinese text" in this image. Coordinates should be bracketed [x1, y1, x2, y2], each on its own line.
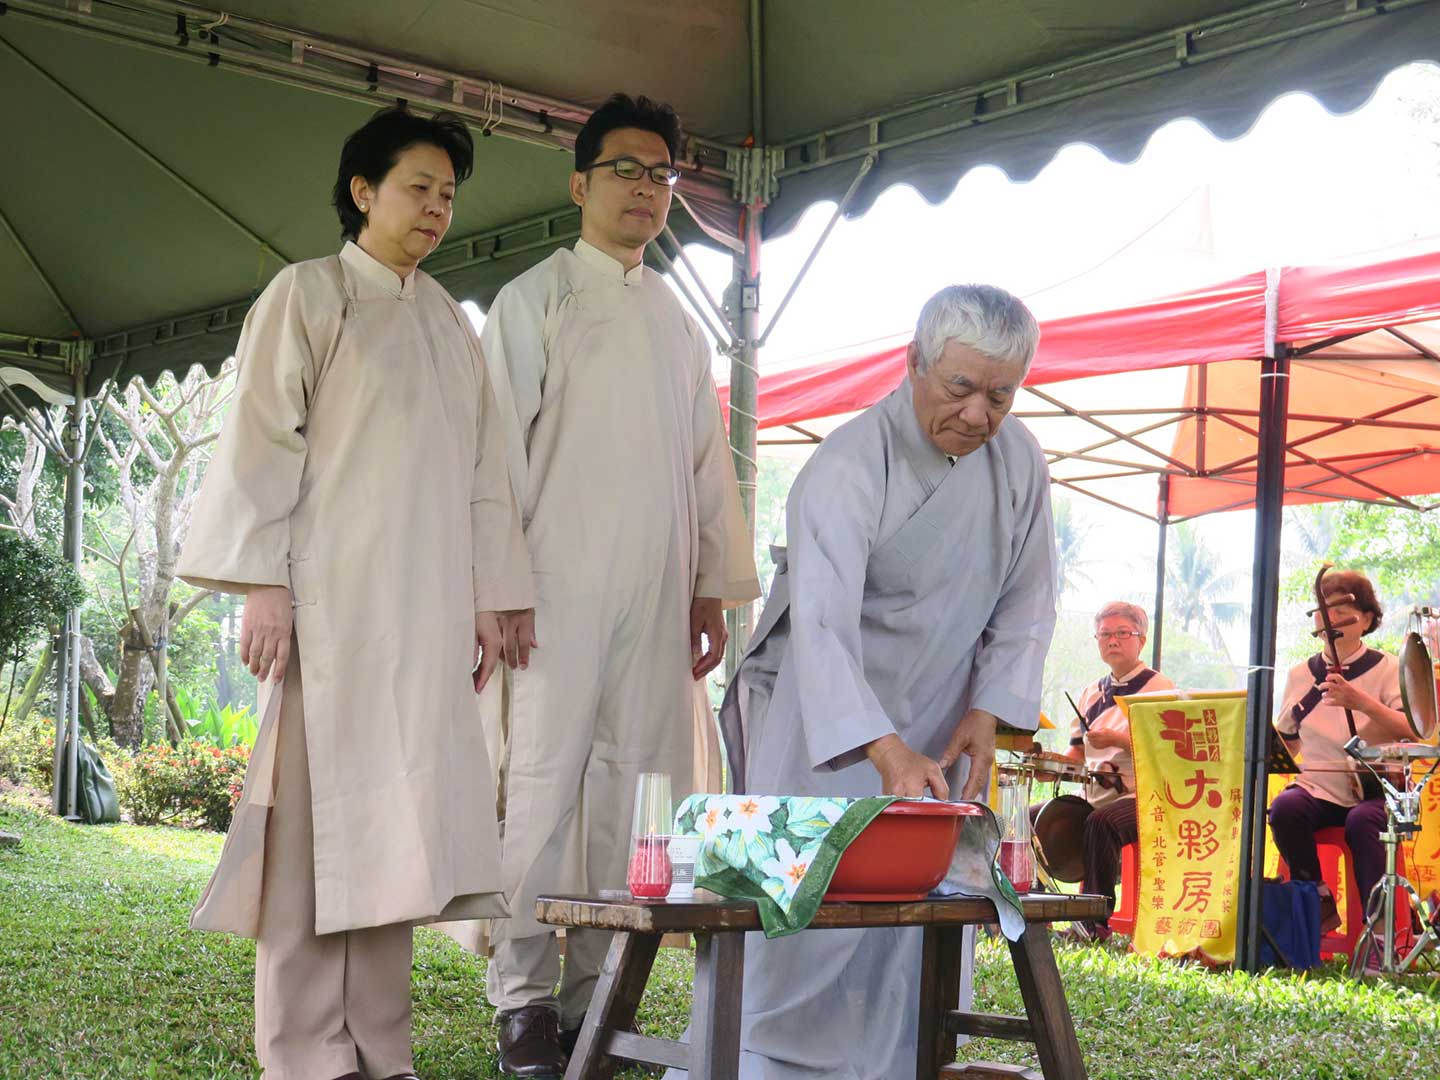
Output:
[1130, 694, 1248, 963]
[1409, 759, 1440, 901]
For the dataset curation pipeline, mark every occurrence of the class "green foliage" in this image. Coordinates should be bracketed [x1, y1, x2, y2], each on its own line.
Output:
[1039, 614, 1104, 751]
[173, 686, 257, 749]
[1159, 625, 1243, 690]
[113, 739, 248, 831]
[752, 455, 803, 599]
[0, 532, 85, 664]
[1282, 500, 1440, 611]
[1052, 495, 1097, 596]
[1165, 522, 1247, 649]
[164, 606, 222, 704]
[0, 713, 59, 787]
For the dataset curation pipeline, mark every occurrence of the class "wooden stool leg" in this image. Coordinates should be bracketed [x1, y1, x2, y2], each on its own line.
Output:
[1007, 927, 1087, 1080]
[564, 931, 661, 1080]
[687, 930, 745, 1080]
[917, 925, 965, 1078]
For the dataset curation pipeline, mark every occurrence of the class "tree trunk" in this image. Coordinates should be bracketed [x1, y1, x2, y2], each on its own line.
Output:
[106, 629, 152, 750]
[75, 635, 116, 719]
[11, 640, 52, 728]
[214, 625, 233, 710]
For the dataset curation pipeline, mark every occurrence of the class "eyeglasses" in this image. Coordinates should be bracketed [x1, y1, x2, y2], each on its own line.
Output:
[1095, 630, 1139, 641]
[590, 156, 681, 187]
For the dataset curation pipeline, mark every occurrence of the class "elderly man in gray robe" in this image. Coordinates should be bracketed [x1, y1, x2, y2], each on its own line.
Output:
[708, 283, 1058, 1080]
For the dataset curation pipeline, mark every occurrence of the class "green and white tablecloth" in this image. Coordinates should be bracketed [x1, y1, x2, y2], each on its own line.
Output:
[673, 794, 1023, 940]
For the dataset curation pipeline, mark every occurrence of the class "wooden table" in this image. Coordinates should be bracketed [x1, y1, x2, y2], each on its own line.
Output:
[536, 891, 1108, 1080]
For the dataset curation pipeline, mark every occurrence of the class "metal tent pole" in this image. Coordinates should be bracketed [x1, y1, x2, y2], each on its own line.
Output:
[723, 0, 765, 677]
[49, 348, 87, 819]
[724, 202, 762, 678]
[1235, 348, 1290, 971]
[1152, 475, 1169, 670]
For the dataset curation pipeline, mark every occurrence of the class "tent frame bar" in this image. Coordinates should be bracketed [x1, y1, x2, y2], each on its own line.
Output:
[89, 205, 585, 367]
[0, 370, 68, 460]
[768, 0, 1433, 184]
[756, 154, 874, 348]
[649, 241, 735, 354]
[5, 0, 586, 157]
[0, 30, 294, 267]
[0, 200, 83, 335]
[660, 226, 735, 338]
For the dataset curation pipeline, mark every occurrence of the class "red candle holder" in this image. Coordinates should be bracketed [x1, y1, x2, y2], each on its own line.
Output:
[627, 834, 673, 898]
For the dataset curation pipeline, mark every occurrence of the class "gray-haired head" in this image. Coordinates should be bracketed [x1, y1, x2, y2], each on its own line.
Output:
[1094, 601, 1148, 638]
[912, 284, 1040, 375]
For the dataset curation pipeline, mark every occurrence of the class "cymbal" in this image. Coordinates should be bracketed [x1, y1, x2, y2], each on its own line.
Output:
[1400, 632, 1438, 740]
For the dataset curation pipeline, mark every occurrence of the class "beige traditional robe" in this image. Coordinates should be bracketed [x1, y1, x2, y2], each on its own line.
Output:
[479, 239, 759, 941]
[178, 241, 533, 937]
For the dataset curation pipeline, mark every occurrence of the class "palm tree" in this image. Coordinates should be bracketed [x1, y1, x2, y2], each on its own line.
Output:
[1052, 496, 1096, 596]
[1166, 522, 1246, 649]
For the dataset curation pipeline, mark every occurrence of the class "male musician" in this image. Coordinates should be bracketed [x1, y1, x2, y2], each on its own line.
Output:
[1063, 600, 1173, 940]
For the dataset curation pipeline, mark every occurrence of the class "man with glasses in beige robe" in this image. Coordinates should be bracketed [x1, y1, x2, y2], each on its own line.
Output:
[474, 93, 759, 1076]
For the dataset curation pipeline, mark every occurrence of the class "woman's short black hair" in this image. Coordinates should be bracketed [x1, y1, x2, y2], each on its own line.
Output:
[1322, 569, 1384, 636]
[332, 107, 475, 241]
[574, 93, 683, 172]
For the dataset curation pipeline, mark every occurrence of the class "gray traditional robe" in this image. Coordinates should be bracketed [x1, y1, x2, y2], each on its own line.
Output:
[701, 381, 1058, 1080]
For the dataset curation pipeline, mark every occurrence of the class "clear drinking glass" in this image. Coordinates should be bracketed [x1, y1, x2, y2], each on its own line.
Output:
[997, 773, 1034, 893]
[627, 772, 673, 899]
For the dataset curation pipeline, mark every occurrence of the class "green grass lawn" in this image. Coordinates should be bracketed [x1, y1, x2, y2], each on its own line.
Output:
[2, 793, 1438, 1080]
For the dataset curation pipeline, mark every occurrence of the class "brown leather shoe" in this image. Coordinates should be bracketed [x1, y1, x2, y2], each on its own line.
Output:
[497, 1005, 568, 1078]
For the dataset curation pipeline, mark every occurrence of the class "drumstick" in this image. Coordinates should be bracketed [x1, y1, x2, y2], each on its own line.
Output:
[1065, 691, 1091, 732]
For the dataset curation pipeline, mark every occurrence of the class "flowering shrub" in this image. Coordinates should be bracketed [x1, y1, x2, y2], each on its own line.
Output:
[2, 717, 247, 831]
[114, 738, 249, 831]
[0, 714, 59, 788]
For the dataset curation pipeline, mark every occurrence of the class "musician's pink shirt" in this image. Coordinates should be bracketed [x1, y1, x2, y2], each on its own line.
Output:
[1274, 646, 1402, 807]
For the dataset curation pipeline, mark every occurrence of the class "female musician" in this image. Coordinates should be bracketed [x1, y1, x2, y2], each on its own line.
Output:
[1269, 569, 1409, 932]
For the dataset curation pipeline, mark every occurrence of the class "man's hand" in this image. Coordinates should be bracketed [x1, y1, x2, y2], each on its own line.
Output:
[938, 708, 998, 801]
[241, 585, 293, 683]
[867, 734, 950, 799]
[498, 609, 537, 670]
[690, 596, 727, 681]
[474, 611, 504, 693]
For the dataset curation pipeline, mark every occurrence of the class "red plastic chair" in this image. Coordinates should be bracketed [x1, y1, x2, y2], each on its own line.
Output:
[1277, 826, 1408, 960]
[1108, 842, 1140, 937]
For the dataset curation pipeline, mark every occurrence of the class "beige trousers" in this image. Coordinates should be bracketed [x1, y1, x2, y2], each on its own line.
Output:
[486, 923, 613, 1030]
[254, 652, 414, 1080]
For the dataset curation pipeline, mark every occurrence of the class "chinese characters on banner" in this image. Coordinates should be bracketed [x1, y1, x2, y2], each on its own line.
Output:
[1409, 759, 1440, 900]
[1129, 694, 1248, 963]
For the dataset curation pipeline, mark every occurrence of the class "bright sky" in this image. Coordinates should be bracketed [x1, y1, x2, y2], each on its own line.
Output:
[466, 62, 1440, 671]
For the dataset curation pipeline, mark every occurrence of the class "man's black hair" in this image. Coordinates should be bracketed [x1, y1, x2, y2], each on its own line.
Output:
[332, 107, 475, 241]
[574, 93, 683, 172]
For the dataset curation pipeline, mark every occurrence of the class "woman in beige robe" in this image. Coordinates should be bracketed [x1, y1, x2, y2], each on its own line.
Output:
[178, 107, 531, 1080]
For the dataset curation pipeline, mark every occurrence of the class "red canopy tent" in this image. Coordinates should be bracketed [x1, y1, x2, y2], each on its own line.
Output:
[716, 250, 1440, 522]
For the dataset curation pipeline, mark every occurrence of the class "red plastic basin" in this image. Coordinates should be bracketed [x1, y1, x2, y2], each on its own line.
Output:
[824, 800, 982, 902]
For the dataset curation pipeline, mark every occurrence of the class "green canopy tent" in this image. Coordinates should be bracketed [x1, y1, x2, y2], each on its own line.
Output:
[5, 0, 1440, 971]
